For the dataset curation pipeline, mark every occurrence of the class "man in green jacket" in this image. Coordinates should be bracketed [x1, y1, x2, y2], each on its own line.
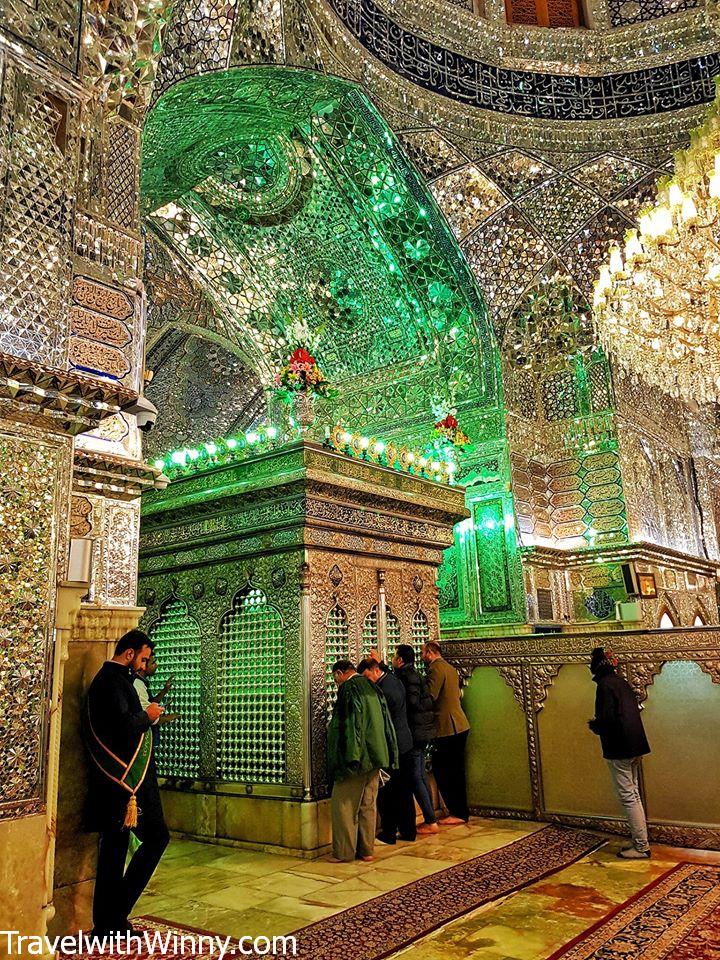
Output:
[327, 660, 399, 862]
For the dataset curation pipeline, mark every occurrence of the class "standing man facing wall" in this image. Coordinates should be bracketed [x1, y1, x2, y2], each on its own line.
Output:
[327, 660, 398, 862]
[422, 641, 470, 824]
[391, 644, 438, 834]
[358, 656, 416, 844]
[588, 646, 652, 859]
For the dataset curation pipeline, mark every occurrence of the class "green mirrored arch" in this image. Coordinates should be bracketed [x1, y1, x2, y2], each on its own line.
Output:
[141, 66, 500, 413]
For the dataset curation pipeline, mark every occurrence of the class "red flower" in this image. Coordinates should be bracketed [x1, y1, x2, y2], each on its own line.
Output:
[436, 414, 458, 430]
[290, 347, 315, 366]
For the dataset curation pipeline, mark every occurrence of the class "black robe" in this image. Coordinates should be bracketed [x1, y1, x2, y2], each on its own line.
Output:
[83, 660, 160, 832]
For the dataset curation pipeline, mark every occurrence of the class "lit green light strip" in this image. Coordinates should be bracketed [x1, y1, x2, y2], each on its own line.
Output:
[153, 423, 456, 484]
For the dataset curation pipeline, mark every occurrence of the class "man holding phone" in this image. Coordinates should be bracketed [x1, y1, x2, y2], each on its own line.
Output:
[84, 630, 170, 935]
[133, 653, 178, 749]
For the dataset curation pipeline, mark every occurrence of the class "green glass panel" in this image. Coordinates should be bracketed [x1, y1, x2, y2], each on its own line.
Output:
[325, 602, 350, 722]
[217, 585, 286, 784]
[410, 607, 430, 663]
[475, 499, 512, 613]
[149, 598, 202, 779]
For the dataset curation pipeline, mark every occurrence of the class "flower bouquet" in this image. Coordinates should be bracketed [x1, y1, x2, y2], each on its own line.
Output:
[434, 412, 470, 449]
[273, 312, 334, 433]
[274, 346, 333, 399]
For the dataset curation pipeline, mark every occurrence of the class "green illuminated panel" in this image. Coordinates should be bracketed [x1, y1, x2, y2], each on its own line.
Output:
[217, 585, 286, 783]
[325, 601, 350, 721]
[475, 499, 512, 613]
[437, 547, 461, 613]
[149, 598, 202, 779]
[387, 608, 400, 652]
[362, 602, 400, 657]
[410, 607, 430, 662]
[362, 604, 379, 653]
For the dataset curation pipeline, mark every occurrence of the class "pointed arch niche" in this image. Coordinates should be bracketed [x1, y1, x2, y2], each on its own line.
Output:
[362, 603, 400, 658]
[217, 583, 286, 783]
[325, 601, 350, 721]
[148, 595, 202, 779]
[411, 607, 431, 664]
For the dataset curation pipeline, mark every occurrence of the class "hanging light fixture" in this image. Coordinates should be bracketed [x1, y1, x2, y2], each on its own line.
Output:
[593, 79, 720, 404]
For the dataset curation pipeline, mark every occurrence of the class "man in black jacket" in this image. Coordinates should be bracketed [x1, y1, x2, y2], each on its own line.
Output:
[588, 646, 651, 859]
[359, 657, 416, 843]
[84, 630, 168, 934]
[392, 644, 438, 834]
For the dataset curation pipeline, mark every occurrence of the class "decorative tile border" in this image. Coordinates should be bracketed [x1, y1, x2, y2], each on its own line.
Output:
[327, 0, 720, 120]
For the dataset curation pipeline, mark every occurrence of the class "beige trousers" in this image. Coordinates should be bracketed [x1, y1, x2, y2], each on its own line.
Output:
[331, 769, 380, 861]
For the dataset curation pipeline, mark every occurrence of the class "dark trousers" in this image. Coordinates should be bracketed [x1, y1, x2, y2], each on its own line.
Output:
[93, 786, 169, 933]
[410, 746, 436, 824]
[432, 729, 469, 821]
[378, 750, 417, 841]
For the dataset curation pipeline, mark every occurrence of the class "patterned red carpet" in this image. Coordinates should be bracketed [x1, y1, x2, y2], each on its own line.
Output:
[550, 863, 720, 960]
[288, 825, 601, 960]
[71, 825, 601, 957]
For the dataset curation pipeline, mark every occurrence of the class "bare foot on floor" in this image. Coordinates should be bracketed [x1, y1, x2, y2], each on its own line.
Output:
[417, 823, 439, 834]
[360, 855, 376, 862]
[438, 816, 467, 825]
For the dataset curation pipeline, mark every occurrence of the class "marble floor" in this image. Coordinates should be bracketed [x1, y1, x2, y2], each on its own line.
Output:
[135, 820, 720, 958]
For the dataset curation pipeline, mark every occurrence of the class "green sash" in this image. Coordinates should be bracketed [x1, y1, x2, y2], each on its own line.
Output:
[86, 700, 153, 828]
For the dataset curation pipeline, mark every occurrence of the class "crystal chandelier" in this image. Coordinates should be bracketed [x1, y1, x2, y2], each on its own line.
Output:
[593, 82, 720, 404]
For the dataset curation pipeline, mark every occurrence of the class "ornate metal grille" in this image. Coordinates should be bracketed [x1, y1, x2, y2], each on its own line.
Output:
[217, 585, 286, 783]
[607, 0, 698, 27]
[506, 0, 584, 29]
[106, 122, 139, 230]
[325, 602, 350, 721]
[537, 587, 555, 620]
[362, 604, 378, 653]
[387, 606, 400, 652]
[411, 608, 430, 664]
[362, 603, 400, 658]
[588, 360, 613, 413]
[149, 597, 201, 779]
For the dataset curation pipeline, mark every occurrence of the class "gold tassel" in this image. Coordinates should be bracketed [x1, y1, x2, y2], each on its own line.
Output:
[123, 794, 138, 829]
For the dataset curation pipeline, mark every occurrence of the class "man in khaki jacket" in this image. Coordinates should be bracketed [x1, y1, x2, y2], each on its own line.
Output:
[422, 641, 470, 824]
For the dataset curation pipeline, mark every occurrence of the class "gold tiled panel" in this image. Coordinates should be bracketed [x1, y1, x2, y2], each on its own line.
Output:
[555, 520, 588, 539]
[0, 424, 71, 815]
[585, 468, 622, 487]
[548, 475, 583, 493]
[547, 459, 581, 477]
[585, 482, 623, 501]
[587, 500, 626, 518]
